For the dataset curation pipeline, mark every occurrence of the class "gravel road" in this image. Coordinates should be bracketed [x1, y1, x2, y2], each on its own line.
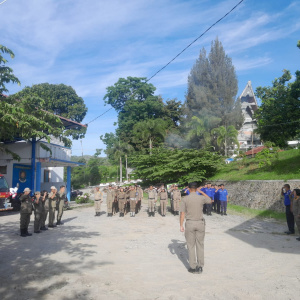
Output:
[0, 194, 299, 300]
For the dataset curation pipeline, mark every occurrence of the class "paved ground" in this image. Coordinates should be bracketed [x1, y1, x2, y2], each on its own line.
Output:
[0, 195, 299, 300]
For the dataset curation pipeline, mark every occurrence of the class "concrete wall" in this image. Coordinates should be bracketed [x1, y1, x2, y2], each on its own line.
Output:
[210, 180, 300, 212]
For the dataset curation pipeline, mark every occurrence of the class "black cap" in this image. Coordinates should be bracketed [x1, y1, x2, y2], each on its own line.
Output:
[188, 182, 198, 189]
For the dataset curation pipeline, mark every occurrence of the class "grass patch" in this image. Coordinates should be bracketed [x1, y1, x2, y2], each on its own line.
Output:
[210, 149, 300, 181]
[228, 203, 286, 221]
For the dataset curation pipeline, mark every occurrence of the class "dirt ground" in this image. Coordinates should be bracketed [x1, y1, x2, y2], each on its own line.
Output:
[0, 194, 299, 300]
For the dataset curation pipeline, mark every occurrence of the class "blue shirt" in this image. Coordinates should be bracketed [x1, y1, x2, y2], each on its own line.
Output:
[217, 189, 228, 201]
[197, 187, 206, 196]
[205, 188, 215, 199]
[283, 190, 291, 206]
[184, 188, 190, 195]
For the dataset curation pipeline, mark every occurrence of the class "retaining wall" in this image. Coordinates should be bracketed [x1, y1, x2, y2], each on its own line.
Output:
[209, 180, 300, 212]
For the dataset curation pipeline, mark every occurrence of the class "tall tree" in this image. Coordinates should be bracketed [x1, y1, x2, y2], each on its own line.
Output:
[185, 38, 243, 144]
[132, 119, 168, 154]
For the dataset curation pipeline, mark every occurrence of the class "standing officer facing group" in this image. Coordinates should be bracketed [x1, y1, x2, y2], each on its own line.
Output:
[180, 182, 211, 274]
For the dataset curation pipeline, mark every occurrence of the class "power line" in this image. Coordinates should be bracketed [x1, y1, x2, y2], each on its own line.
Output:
[0, 0, 9, 5]
[87, 0, 245, 124]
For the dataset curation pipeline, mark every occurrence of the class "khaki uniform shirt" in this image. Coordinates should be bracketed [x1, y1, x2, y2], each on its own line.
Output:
[180, 192, 211, 221]
[127, 190, 137, 199]
[173, 189, 181, 201]
[148, 190, 157, 200]
[94, 191, 103, 201]
[293, 197, 300, 216]
[106, 189, 115, 201]
[20, 194, 32, 214]
[159, 191, 168, 200]
[33, 196, 43, 213]
[118, 191, 126, 201]
[137, 188, 143, 200]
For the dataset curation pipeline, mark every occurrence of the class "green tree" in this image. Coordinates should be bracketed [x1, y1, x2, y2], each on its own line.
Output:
[255, 69, 300, 147]
[133, 119, 168, 154]
[131, 148, 222, 186]
[211, 125, 239, 156]
[185, 38, 243, 140]
[186, 116, 212, 148]
[0, 45, 20, 94]
[15, 83, 87, 122]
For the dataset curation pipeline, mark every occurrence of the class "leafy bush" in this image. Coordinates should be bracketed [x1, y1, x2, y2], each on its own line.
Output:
[75, 193, 91, 204]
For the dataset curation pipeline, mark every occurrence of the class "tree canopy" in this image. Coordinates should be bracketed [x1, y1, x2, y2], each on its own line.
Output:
[255, 69, 300, 147]
[184, 38, 243, 147]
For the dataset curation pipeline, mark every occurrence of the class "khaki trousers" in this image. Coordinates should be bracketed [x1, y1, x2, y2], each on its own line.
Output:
[94, 200, 101, 212]
[173, 200, 180, 212]
[57, 200, 64, 222]
[130, 199, 136, 212]
[20, 213, 31, 230]
[185, 220, 205, 269]
[41, 209, 48, 227]
[34, 210, 42, 231]
[119, 200, 125, 213]
[295, 216, 300, 234]
[160, 200, 167, 215]
[148, 199, 155, 212]
[48, 205, 56, 226]
[107, 199, 113, 213]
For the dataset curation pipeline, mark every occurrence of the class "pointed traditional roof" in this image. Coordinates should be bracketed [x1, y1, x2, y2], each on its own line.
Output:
[239, 81, 258, 110]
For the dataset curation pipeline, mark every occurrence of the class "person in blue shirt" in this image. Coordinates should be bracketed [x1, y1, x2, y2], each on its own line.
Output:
[183, 186, 190, 195]
[198, 184, 207, 214]
[202, 183, 214, 216]
[282, 184, 295, 234]
[217, 184, 228, 216]
[211, 184, 217, 212]
[215, 185, 221, 214]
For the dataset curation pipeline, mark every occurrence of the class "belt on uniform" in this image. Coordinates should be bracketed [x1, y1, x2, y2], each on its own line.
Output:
[130, 198, 136, 200]
[94, 200, 101, 201]
[186, 219, 204, 221]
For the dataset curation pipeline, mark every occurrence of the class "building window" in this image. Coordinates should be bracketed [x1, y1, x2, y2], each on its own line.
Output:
[0, 166, 7, 174]
[44, 170, 50, 182]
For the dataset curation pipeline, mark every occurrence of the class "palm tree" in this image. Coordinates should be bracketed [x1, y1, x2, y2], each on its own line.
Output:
[211, 125, 239, 157]
[133, 118, 167, 155]
[186, 116, 211, 147]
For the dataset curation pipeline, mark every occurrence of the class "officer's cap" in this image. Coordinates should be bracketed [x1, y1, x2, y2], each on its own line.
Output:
[50, 186, 57, 190]
[23, 187, 31, 192]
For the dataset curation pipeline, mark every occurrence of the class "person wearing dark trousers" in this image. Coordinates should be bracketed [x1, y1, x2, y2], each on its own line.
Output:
[217, 184, 228, 216]
[215, 185, 221, 214]
[282, 184, 294, 235]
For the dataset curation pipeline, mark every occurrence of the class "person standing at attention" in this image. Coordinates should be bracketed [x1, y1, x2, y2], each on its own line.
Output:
[217, 184, 228, 216]
[19, 187, 33, 237]
[291, 189, 300, 241]
[282, 184, 295, 234]
[94, 187, 103, 217]
[48, 186, 58, 228]
[180, 182, 212, 274]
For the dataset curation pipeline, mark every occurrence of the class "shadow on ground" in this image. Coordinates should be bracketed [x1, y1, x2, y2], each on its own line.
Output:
[168, 239, 189, 269]
[0, 212, 113, 300]
[225, 202, 300, 254]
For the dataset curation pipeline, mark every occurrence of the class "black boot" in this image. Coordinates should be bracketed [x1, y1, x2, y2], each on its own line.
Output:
[40, 226, 48, 230]
[20, 229, 27, 237]
[25, 229, 32, 236]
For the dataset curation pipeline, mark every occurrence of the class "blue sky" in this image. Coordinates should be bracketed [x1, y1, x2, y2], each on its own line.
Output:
[1, 0, 299, 156]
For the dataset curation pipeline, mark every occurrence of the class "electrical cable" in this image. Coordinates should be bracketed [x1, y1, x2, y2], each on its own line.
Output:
[0, 0, 9, 5]
[86, 0, 245, 124]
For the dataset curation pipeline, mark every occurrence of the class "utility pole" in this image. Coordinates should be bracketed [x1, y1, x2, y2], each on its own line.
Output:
[80, 140, 83, 157]
[252, 122, 254, 158]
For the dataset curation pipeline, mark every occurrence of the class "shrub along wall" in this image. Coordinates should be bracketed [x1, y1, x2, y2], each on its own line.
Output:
[209, 180, 300, 213]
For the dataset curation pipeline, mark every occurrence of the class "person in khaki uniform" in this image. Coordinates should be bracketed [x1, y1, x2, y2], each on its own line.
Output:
[159, 187, 168, 217]
[33, 191, 43, 233]
[57, 185, 67, 225]
[105, 185, 115, 217]
[118, 187, 126, 217]
[135, 185, 143, 214]
[146, 185, 157, 217]
[19, 187, 33, 237]
[94, 187, 103, 217]
[180, 182, 211, 274]
[48, 186, 58, 228]
[40, 190, 49, 230]
[172, 185, 181, 215]
[127, 185, 137, 217]
[292, 189, 300, 241]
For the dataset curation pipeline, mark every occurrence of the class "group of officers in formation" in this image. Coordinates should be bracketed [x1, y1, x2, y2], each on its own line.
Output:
[92, 182, 229, 218]
[19, 185, 68, 237]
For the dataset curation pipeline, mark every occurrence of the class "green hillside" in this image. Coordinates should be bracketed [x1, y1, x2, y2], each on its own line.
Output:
[209, 149, 300, 181]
